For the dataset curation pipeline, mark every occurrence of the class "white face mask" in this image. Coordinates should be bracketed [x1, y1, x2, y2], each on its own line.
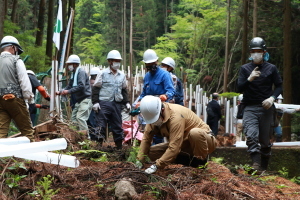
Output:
[251, 53, 263, 63]
[161, 67, 168, 71]
[68, 65, 74, 72]
[111, 62, 121, 70]
[152, 117, 163, 127]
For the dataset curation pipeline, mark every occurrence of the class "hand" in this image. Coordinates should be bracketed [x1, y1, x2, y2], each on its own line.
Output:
[93, 103, 101, 113]
[295, 108, 300, 112]
[61, 90, 69, 95]
[41, 105, 50, 109]
[247, 67, 261, 82]
[56, 91, 61, 95]
[135, 101, 141, 109]
[145, 164, 157, 174]
[159, 94, 167, 102]
[262, 96, 275, 110]
[45, 96, 50, 101]
[135, 160, 143, 169]
[126, 103, 131, 110]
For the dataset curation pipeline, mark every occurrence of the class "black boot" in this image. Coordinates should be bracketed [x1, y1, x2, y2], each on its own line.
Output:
[190, 157, 207, 168]
[261, 155, 270, 171]
[115, 140, 123, 150]
[250, 152, 261, 170]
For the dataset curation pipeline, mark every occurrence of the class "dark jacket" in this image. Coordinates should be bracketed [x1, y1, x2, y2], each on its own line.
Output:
[207, 100, 221, 120]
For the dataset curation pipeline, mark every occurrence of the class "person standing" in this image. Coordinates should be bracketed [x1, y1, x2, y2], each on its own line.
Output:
[91, 50, 130, 149]
[233, 94, 244, 142]
[0, 36, 35, 141]
[206, 93, 222, 136]
[238, 37, 282, 171]
[56, 55, 92, 132]
[26, 70, 50, 126]
[137, 96, 217, 174]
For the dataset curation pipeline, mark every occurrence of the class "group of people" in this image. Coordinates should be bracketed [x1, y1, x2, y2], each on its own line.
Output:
[0, 34, 293, 174]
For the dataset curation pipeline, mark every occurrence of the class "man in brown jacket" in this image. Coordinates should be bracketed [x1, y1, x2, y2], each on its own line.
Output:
[137, 96, 217, 174]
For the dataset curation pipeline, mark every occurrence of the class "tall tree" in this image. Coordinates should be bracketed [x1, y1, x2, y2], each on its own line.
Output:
[0, 0, 4, 40]
[241, 0, 249, 65]
[223, 0, 231, 92]
[282, 0, 292, 141]
[35, 0, 46, 46]
[11, 0, 18, 23]
[46, 0, 54, 64]
[253, 0, 257, 37]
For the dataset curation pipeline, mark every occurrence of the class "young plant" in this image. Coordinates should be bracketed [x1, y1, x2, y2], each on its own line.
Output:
[278, 167, 289, 178]
[5, 174, 27, 188]
[36, 175, 60, 200]
[211, 157, 224, 165]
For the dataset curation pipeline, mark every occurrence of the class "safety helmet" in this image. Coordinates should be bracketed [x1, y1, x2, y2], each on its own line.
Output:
[90, 67, 101, 76]
[26, 70, 35, 75]
[107, 50, 122, 60]
[140, 96, 162, 124]
[249, 37, 267, 51]
[0, 36, 23, 55]
[66, 55, 81, 64]
[143, 49, 159, 64]
[238, 94, 243, 101]
[277, 94, 283, 100]
[161, 57, 176, 69]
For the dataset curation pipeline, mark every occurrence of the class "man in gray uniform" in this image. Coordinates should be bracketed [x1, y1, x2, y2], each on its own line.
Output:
[238, 37, 282, 171]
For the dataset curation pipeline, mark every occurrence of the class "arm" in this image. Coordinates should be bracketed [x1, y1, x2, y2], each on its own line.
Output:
[137, 125, 156, 161]
[67, 71, 86, 94]
[37, 86, 50, 99]
[164, 73, 175, 101]
[16, 60, 34, 99]
[237, 67, 250, 93]
[271, 67, 283, 98]
[91, 86, 100, 104]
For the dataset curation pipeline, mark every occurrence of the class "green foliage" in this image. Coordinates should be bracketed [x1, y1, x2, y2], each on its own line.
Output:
[219, 92, 240, 100]
[78, 140, 93, 150]
[291, 176, 300, 185]
[236, 164, 258, 176]
[275, 184, 288, 189]
[143, 184, 162, 199]
[278, 167, 289, 179]
[5, 174, 27, 188]
[211, 157, 224, 165]
[91, 154, 108, 162]
[36, 175, 60, 200]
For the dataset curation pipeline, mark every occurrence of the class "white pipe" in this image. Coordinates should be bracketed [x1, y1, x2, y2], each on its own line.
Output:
[15, 152, 79, 168]
[235, 141, 300, 147]
[0, 138, 67, 157]
[274, 103, 300, 109]
[225, 100, 230, 134]
[0, 137, 30, 145]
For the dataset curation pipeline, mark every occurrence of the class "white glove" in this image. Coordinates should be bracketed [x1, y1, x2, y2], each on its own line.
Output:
[247, 66, 261, 82]
[262, 96, 275, 110]
[145, 164, 157, 174]
[126, 103, 131, 110]
[93, 103, 101, 113]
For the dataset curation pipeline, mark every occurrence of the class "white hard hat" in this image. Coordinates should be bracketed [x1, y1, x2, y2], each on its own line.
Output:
[26, 70, 35, 75]
[140, 96, 162, 124]
[143, 49, 159, 64]
[90, 67, 101, 75]
[238, 94, 243, 101]
[0, 36, 23, 54]
[277, 94, 283, 100]
[107, 50, 122, 60]
[161, 57, 176, 69]
[66, 55, 81, 64]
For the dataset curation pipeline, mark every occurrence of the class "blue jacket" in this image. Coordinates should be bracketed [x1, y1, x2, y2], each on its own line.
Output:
[139, 67, 175, 101]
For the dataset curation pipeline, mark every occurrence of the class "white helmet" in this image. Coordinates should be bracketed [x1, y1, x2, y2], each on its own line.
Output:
[66, 55, 81, 64]
[277, 94, 283, 100]
[90, 67, 101, 75]
[140, 96, 162, 124]
[26, 70, 35, 75]
[107, 50, 122, 60]
[0, 36, 23, 54]
[143, 49, 159, 64]
[161, 57, 176, 69]
[238, 94, 243, 101]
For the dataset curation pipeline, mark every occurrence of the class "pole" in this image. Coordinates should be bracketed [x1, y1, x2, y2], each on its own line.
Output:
[130, 0, 134, 146]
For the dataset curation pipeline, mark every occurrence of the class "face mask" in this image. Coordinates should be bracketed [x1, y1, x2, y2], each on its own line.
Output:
[161, 67, 168, 71]
[152, 117, 163, 127]
[251, 53, 263, 63]
[111, 62, 120, 70]
[68, 65, 74, 72]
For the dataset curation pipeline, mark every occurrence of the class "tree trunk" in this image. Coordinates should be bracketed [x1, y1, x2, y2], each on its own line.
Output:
[35, 0, 46, 46]
[223, 0, 230, 92]
[4, 0, 7, 18]
[46, 0, 54, 64]
[11, 0, 18, 23]
[0, 0, 5, 40]
[282, 0, 292, 141]
[69, 0, 75, 54]
[123, 0, 127, 69]
[241, 0, 249, 65]
[253, 0, 257, 37]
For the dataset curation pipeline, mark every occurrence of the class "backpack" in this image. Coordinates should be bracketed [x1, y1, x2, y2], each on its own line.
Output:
[206, 103, 215, 118]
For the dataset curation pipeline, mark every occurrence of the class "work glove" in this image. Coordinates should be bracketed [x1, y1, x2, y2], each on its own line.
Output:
[93, 103, 101, 113]
[145, 164, 157, 174]
[159, 94, 167, 102]
[45, 96, 50, 101]
[126, 102, 131, 110]
[247, 66, 261, 82]
[41, 105, 50, 109]
[135, 160, 143, 169]
[262, 96, 275, 110]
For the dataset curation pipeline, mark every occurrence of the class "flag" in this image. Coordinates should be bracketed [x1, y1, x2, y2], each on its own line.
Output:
[53, 0, 62, 50]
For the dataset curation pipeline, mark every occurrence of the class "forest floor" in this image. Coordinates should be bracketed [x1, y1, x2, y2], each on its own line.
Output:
[1, 127, 300, 200]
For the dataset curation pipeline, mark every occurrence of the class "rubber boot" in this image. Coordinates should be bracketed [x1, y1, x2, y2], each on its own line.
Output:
[276, 135, 282, 142]
[261, 155, 270, 171]
[250, 152, 261, 170]
[115, 140, 123, 150]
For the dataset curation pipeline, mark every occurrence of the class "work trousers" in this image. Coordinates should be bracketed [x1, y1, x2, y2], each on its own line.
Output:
[243, 104, 274, 156]
[207, 118, 219, 136]
[71, 98, 92, 131]
[0, 98, 34, 141]
[94, 101, 124, 142]
[148, 128, 217, 162]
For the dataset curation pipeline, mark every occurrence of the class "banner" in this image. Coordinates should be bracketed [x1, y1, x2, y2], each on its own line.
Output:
[53, 0, 62, 50]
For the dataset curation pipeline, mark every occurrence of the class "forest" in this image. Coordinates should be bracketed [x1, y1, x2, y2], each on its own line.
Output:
[1, 0, 300, 138]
